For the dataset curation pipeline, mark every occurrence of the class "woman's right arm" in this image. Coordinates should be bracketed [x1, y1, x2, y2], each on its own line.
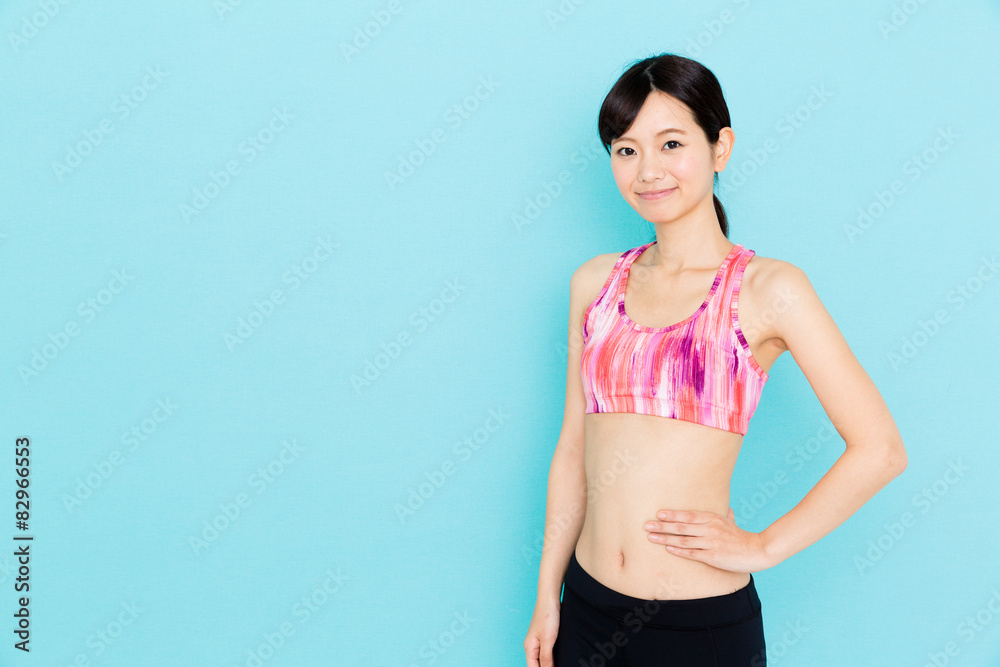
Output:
[523, 257, 601, 666]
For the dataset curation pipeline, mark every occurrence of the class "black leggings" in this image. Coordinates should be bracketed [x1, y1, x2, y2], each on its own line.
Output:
[553, 550, 766, 666]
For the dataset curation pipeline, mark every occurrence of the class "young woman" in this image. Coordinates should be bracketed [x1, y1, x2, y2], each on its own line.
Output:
[523, 54, 907, 666]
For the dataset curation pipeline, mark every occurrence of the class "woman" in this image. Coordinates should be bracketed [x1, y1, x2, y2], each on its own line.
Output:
[523, 53, 907, 666]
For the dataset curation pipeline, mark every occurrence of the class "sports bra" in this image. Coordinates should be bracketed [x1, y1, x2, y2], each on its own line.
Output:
[580, 241, 769, 435]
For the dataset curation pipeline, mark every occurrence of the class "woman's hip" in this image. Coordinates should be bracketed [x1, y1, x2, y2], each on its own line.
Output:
[553, 549, 766, 666]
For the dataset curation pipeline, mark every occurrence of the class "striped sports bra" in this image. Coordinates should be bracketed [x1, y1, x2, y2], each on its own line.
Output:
[580, 241, 768, 435]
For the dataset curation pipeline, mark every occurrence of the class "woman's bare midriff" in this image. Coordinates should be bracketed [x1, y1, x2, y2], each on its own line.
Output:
[575, 411, 751, 600]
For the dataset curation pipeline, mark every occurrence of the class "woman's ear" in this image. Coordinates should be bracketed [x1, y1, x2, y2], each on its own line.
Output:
[714, 126, 735, 172]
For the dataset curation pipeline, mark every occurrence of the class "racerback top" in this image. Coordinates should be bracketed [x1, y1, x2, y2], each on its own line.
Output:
[580, 241, 769, 435]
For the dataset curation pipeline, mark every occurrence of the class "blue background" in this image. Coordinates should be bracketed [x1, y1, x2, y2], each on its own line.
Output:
[2, 0, 999, 665]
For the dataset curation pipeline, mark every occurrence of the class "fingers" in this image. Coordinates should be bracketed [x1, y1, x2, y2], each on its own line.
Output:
[524, 636, 538, 667]
[644, 520, 707, 537]
[524, 634, 556, 667]
[656, 509, 716, 523]
[650, 530, 706, 549]
[663, 545, 702, 560]
[539, 641, 555, 667]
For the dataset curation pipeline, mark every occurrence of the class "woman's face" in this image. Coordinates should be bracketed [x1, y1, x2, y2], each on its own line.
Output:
[609, 91, 732, 224]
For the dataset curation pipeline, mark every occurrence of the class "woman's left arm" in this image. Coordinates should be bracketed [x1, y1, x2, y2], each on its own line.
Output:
[754, 261, 908, 567]
[644, 261, 908, 572]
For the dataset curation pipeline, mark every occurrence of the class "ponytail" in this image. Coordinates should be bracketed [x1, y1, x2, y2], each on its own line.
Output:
[713, 193, 728, 237]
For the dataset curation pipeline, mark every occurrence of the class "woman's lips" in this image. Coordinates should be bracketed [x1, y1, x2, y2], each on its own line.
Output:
[637, 188, 676, 200]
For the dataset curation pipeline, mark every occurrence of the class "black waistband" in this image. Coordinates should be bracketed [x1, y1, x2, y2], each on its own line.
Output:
[563, 550, 761, 629]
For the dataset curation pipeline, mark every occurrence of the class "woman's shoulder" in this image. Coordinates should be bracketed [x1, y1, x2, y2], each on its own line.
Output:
[743, 248, 810, 285]
[741, 247, 816, 315]
[569, 246, 633, 311]
[573, 247, 629, 282]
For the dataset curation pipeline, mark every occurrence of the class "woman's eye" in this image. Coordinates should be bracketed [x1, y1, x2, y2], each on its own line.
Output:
[615, 141, 681, 156]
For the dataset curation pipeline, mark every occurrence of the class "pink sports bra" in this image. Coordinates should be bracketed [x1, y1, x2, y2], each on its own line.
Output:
[580, 241, 769, 435]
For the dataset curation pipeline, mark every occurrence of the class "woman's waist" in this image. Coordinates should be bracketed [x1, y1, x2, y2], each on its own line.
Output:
[578, 416, 749, 599]
[576, 501, 748, 600]
[564, 546, 759, 626]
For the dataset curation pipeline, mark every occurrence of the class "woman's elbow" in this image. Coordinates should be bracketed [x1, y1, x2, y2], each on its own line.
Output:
[883, 437, 908, 476]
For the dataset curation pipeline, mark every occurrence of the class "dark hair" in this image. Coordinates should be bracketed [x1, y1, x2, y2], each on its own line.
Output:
[598, 53, 731, 237]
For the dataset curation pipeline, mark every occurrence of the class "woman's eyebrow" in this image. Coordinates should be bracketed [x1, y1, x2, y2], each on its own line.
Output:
[615, 128, 688, 143]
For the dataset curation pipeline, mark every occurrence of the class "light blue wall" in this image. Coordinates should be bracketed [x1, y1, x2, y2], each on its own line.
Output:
[2, 0, 998, 664]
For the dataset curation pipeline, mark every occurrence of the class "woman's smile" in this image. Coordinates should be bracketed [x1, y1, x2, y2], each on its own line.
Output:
[637, 187, 677, 200]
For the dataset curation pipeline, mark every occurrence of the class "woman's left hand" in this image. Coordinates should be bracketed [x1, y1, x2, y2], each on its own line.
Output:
[643, 507, 772, 573]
